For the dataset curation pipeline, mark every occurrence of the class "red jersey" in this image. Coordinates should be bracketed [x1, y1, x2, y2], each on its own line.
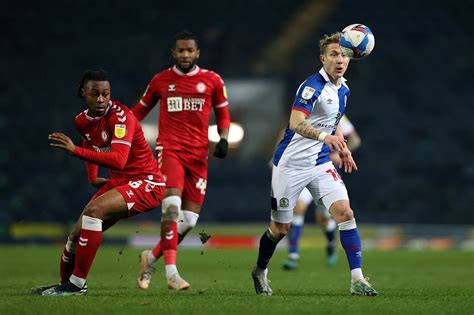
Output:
[132, 65, 230, 156]
[74, 101, 161, 182]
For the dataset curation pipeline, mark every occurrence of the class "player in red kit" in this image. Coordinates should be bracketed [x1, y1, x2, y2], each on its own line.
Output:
[32, 70, 166, 296]
[133, 31, 230, 290]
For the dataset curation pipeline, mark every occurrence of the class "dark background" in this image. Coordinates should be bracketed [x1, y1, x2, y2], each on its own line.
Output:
[1, 0, 473, 225]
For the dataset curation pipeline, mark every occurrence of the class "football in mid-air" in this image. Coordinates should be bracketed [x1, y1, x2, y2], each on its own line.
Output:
[339, 24, 375, 60]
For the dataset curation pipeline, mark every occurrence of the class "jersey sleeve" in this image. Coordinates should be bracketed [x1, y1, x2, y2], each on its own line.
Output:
[339, 115, 355, 136]
[82, 140, 99, 183]
[73, 111, 137, 170]
[212, 73, 229, 109]
[131, 75, 161, 121]
[212, 73, 231, 130]
[292, 81, 320, 116]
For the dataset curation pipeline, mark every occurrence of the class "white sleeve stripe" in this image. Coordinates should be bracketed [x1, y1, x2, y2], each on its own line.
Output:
[111, 140, 132, 146]
[215, 101, 229, 108]
[140, 99, 148, 107]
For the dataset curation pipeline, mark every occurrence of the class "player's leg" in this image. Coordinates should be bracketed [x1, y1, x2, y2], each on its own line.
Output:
[176, 157, 207, 244]
[252, 165, 303, 295]
[137, 151, 186, 289]
[282, 188, 311, 270]
[56, 183, 113, 286]
[59, 215, 118, 284]
[163, 159, 206, 289]
[315, 206, 338, 267]
[324, 197, 377, 295]
[31, 217, 118, 295]
[43, 189, 129, 296]
[311, 162, 376, 295]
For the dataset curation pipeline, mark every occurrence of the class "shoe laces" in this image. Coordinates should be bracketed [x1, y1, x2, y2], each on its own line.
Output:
[141, 265, 155, 280]
[255, 273, 271, 291]
[359, 277, 375, 289]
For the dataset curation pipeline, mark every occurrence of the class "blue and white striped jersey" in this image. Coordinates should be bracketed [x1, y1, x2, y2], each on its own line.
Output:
[273, 68, 350, 169]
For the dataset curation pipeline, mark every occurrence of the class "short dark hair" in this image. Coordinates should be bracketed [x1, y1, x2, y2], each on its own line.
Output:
[173, 30, 199, 48]
[77, 70, 109, 98]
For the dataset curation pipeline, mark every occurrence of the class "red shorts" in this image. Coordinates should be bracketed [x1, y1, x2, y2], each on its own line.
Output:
[161, 149, 208, 205]
[90, 176, 165, 217]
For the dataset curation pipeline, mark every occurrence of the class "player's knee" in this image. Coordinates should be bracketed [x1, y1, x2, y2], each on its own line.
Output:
[177, 210, 199, 236]
[269, 221, 290, 240]
[161, 196, 182, 221]
[83, 203, 103, 219]
[333, 206, 354, 222]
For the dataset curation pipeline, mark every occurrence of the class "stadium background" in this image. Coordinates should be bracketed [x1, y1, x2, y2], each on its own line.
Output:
[1, 0, 473, 248]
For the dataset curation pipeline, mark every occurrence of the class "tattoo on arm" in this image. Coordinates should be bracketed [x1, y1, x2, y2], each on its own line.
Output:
[293, 120, 322, 140]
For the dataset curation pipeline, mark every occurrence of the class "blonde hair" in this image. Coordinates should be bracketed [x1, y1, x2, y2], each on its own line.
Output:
[319, 32, 341, 55]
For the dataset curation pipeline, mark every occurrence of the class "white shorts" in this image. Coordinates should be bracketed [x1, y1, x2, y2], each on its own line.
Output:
[271, 162, 348, 223]
[298, 188, 331, 219]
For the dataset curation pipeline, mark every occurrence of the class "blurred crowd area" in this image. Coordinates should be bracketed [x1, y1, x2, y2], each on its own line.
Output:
[1, 0, 473, 224]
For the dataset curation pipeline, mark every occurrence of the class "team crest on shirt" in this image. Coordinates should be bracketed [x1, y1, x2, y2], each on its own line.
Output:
[168, 84, 176, 92]
[223, 86, 228, 99]
[101, 131, 108, 141]
[279, 198, 289, 208]
[302, 86, 315, 100]
[114, 124, 126, 138]
[196, 82, 206, 93]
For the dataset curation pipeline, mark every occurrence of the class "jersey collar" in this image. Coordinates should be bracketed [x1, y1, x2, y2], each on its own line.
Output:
[85, 101, 112, 121]
[319, 67, 347, 84]
[172, 65, 200, 77]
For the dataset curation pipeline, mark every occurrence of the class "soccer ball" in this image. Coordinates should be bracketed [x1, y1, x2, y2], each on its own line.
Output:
[339, 24, 375, 60]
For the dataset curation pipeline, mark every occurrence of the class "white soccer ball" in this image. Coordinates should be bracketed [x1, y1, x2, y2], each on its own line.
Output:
[339, 24, 375, 60]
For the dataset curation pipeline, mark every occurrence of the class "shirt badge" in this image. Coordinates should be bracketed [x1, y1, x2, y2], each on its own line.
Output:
[302, 86, 315, 100]
[168, 84, 176, 92]
[196, 82, 206, 93]
[114, 124, 126, 139]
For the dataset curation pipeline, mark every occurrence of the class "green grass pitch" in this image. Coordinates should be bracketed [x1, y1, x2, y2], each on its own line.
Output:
[0, 245, 473, 314]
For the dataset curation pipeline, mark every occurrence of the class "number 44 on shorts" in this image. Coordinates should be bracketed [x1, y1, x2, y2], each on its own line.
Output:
[196, 178, 207, 195]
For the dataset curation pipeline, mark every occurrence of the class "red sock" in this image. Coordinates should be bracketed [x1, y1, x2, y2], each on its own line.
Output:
[71, 216, 103, 281]
[161, 220, 178, 265]
[60, 247, 76, 284]
[151, 241, 163, 260]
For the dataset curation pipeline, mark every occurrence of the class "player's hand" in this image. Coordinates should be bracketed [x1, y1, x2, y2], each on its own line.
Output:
[89, 177, 108, 189]
[48, 132, 76, 155]
[213, 138, 228, 158]
[323, 134, 346, 152]
[338, 148, 358, 173]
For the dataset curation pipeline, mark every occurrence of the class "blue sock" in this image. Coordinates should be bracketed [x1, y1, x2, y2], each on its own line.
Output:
[339, 227, 362, 270]
[288, 223, 303, 257]
[256, 230, 281, 270]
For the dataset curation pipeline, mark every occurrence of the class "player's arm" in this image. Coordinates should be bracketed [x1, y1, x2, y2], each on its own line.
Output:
[49, 115, 138, 169]
[332, 124, 357, 173]
[346, 130, 361, 151]
[49, 133, 131, 169]
[82, 140, 108, 188]
[339, 115, 361, 151]
[289, 110, 345, 152]
[130, 78, 160, 121]
[212, 76, 231, 158]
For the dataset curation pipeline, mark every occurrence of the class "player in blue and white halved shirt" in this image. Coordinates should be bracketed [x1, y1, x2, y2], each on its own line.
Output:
[251, 32, 377, 296]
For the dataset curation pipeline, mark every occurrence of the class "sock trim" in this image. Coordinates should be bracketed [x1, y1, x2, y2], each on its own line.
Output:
[69, 274, 86, 288]
[82, 215, 103, 231]
[338, 218, 357, 231]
